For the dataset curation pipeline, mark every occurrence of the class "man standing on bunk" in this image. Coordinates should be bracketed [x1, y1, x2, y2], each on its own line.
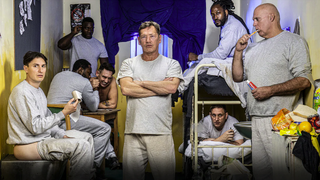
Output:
[117, 21, 184, 180]
[181, 0, 250, 92]
[232, 3, 312, 180]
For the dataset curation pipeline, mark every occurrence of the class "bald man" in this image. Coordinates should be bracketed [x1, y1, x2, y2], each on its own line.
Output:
[232, 3, 312, 180]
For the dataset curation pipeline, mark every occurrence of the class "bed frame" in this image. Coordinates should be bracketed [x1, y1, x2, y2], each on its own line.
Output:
[190, 64, 252, 176]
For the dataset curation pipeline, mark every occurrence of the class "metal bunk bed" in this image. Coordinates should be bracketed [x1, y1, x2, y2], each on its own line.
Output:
[189, 64, 252, 179]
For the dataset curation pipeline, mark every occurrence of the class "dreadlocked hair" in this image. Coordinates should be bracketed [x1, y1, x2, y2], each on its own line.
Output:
[211, 0, 250, 34]
[212, 0, 235, 14]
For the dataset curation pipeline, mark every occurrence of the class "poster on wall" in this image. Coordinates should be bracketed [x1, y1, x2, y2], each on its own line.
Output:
[15, 0, 41, 70]
[70, 4, 91, 31]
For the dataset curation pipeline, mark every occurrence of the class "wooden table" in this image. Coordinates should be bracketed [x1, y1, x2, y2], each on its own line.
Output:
[82, 109, 120, 156]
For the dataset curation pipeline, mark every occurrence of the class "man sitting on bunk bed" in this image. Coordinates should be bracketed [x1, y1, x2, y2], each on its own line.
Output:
[180, 0, 250, 93]
[198, 104, 244, 145]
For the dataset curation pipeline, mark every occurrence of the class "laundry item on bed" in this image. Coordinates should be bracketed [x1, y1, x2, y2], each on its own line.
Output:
[183, 140, 252, 162]
[181, 58, 247, 108]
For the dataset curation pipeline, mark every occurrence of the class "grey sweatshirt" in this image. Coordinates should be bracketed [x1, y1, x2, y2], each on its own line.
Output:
[47, 71, 99, 112]
[244, 31, 313, 116]
[7, 80, 65, 145]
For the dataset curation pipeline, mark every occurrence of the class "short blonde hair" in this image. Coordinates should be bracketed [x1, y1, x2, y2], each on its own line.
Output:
[138, 21, 160, 36]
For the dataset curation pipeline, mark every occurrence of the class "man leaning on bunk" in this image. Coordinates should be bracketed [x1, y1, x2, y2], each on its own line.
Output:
[198, 104, 244, 145]
[6, 51, 95, 180]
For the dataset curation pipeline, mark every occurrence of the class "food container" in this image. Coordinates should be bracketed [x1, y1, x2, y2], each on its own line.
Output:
[307, 114, 320, 133]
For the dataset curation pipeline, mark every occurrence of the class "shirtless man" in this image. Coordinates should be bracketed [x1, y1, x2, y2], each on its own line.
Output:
[95, 62, 120, 169]
[96, 62, 118, 109]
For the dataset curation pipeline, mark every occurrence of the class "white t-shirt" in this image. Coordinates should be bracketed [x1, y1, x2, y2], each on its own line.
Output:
[117, 55, 184, 134]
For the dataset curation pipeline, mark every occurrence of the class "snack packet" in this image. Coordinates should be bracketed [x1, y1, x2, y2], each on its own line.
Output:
[280, 128, 297, 136]
[271, 108, 293, 130]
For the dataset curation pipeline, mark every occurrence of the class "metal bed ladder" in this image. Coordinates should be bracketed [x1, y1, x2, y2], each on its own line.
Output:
[191, 64, 242, 176]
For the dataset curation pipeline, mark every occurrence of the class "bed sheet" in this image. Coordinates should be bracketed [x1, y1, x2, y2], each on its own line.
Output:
[184, 140, 252, 162]
[183, 57, 248, 107]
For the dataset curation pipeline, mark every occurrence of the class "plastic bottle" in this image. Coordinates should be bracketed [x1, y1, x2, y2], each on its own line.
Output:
[314, 79, 320, 111]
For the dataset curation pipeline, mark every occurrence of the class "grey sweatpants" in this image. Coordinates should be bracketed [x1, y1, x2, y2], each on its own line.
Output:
[37, 130, 95, 180]
[59, 115, 115, 167]
[251, 116, 273, 180]
[123, 134, 175, 180]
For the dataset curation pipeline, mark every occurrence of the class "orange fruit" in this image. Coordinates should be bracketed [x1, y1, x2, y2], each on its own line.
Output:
[298, 121, 312, 133]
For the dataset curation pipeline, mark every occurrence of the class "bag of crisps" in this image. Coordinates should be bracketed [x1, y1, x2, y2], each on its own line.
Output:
[271, 108, 293, 130]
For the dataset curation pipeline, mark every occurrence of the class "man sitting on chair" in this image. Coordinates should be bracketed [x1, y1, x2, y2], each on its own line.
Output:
[47, 59, 120, 173]
[6, 51, 95, 180]
[95, 62, 118, 109]
[198, 104, 243, 145]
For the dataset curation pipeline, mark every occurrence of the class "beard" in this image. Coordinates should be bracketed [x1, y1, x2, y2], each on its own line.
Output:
[81, 72, 90, 79]
[214, 14, 227, 27]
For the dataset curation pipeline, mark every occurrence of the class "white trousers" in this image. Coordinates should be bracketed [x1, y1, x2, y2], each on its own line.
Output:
[123, 134, 176, 180]
[251, 116, 273, 180]
[37, 130, 95, 180]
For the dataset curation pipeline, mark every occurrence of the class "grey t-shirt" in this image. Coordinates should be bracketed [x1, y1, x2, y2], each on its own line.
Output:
[244, 31, 313, 116]
[117, 55, 183, 134]
[70, 35, 108, 77]
[7, 80, 65, 145]
[47, 71, 99, 112]
[197, 115, 243, 141]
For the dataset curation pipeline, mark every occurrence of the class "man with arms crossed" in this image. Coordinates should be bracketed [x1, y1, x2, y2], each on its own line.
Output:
[198, 105, 243, 145]
[232, 3, 312, 180]
[117, 21, 184, 180]
[7, 51, 95, 180]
